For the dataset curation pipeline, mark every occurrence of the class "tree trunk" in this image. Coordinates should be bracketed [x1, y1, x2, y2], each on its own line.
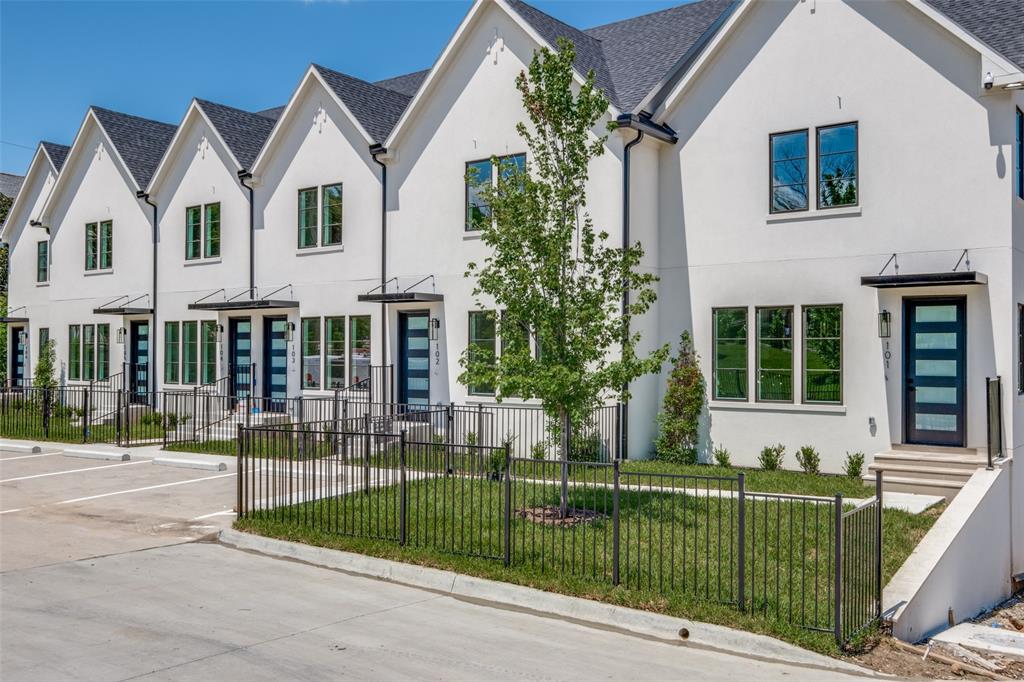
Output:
[559, 406, 569, 518]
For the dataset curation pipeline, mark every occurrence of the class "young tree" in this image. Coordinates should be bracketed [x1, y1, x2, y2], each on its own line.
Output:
[655, 332, 706, 464]
[460, 39, 668, 517]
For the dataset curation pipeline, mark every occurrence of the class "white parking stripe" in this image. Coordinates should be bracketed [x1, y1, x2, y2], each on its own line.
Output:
[0, 508, 24, 514]
[190, 510, 236, 520]
[0, 452, 62, 462]
[0, 459, 149, 483]
[57, 472, 235, 505]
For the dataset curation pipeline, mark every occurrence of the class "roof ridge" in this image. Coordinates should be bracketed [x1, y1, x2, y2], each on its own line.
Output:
[90, 104, 177, 130]
[584, 0, 709, 34]
[312, 63, 412, 98]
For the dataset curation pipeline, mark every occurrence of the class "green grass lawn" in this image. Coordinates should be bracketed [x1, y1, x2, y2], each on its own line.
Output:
[0, 413, 166, 445]
[236, 472, 943, 657]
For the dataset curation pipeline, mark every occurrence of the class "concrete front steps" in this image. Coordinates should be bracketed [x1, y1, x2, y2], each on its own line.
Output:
[865, 446, 989, 501]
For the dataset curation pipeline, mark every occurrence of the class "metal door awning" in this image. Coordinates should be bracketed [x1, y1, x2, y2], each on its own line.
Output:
[93, 294, 154, 315]
[860, 271, 987, 288]
[188, 285, 299, 311]
[358, 276, 444, 303]
[0, 317, 29, 324]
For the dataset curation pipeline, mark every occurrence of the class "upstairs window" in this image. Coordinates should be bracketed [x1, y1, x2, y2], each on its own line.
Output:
[187, 204, 220, 260]
[817, 122, 858, 208]
[465, 154, 525, 231]
[205, 203, 221, 258]
[186, 206, 202, 260]
[769, 130, 808, 213]
[297, 184, 342, 249]
[36, 241, 48, 282]
[85, 220, 112, 270]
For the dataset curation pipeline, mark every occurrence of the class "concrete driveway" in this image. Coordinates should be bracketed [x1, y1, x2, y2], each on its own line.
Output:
[0, 442, 869, 681]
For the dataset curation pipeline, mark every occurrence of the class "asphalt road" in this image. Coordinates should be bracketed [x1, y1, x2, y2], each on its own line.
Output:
[0, 443, 868, 681]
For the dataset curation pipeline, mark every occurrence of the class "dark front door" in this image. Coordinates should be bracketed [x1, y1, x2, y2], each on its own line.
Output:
[904, 297, 967, 446]
[129, 321, 149, 401]
[229, 317, 252, 398]
[399, 311, 430, 407]
[262, 317, 288, 413]
[10, 326, 26, 388]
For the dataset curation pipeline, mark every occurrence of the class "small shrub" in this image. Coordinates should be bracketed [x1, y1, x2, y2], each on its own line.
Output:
[568, 430, 601, 463]
[465, 431, 477, 446]
[655, 331, 706, 464]
[795, 445, 821, 475]
[758, 443, 785, 471]
[531, 441, 547, 460]
[487, 449, 507, 480]
[713, 446, 732, 468]
[844, 451, 865, 479]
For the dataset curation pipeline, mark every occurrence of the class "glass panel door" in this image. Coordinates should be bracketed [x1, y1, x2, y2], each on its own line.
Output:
[399, 312, 430, 409]
[10, 327, 26, 389]
[129, 321, 149, 402]
[229, 318, 252, 399]
[904, 298, 966, 446]
[262, 317, 288, 413]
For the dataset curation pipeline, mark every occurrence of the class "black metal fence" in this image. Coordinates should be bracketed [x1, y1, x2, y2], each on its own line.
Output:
[236, 424, 883, 646]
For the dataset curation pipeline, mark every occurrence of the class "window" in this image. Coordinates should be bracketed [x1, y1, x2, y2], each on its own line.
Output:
[298, 188, 318, 248]
[204, 203, 220, 258]
[97, 324, 109, 381]
[186, 206, 202, 260]
[770, 130, 808, 213]
[68, 325, 80, 380]
[713, 308, 748, 400]
[201, 321, 217, 385]
[465, 159, 492, 231]
[82, 325, 95, 381]
[349, 315, 371, 386]
[85, 221, 113, 270]
[756, 307, 793, 402]
[468, 310, 496, 395]
[36, 241, 48, 282]
[325, 317, 346, 389]
[39, 328, 49, 360]
[85, 223, 97, 270]
[164, 322, 180, 384]
[817, 122, 858, 208]
[803, 305, 842, 403]
[321, 184, 343, 246]
[182, 321, 198, 385]
[1016, 108, 1023, 200]
[301, 318, 321, 389]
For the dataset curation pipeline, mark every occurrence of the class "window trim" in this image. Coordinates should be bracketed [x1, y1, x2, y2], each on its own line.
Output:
[755, 305, 795, 404]
[36, 240, 48, 282]
[815, 121, 859, 211]
[768, 128, 810, 215]
[801, 304, 843, 405]
[712, 306, 749, 402]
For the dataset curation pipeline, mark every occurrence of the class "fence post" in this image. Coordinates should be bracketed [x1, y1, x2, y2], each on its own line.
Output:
[612, 459, 620, 586]
[115, 389, 123, 447]
[236, 423, 244, 516]
[503, 443, 512, 567]
[297, 398, 305, 460]
[476, 403, 484, 446]
[363, 413, 371, 496]
[42, 386, 52, 439]
[446, 402, 453, 444]
[737, 472, 746, 613]
[399, 429, 407, 546]
[834, 493, 844, 645]
[332, 389, 340, 454]
[875, 470, 883, 623]
[83, 384, 91, 442]
[192, 386, 199, 443]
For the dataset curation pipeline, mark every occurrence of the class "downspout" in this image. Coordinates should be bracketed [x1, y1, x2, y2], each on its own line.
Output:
[136, 191, 158, 395]
[370, 145, 388, 394]
[237, 170, 255, 298]
[620, 129, 644, 460]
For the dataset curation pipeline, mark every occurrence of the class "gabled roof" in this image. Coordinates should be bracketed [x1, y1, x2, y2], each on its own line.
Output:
[374, 69, 431, 97]
[91, 107, 177, 188]
[194, 99, 277, 170]
[312, 64, 413, 143]
[923, 0, 1024, 71]
[256, 105, 286, 120]
[40, 142, 70, 173]
[0, 173, 24, 200]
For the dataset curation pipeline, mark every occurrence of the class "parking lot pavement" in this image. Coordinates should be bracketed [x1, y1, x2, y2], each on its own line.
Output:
[0, 445, 236, 571]
[0, 541, 867, 682]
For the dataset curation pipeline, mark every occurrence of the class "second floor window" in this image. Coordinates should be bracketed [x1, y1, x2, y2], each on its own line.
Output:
[186, 203, 220, 260]
[465, 154, 525, 231]
[297, 184, 343, 249]
[817, 122, 858, 208]
[770, 130, 808, 213]
[85, 220, 112, 271]
[36, 241, 48, 282]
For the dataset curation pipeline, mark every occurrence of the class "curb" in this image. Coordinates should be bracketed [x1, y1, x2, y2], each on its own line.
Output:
[218, 529, 873, 675]
[153, 456, 227, 472]
[0, 442, 43, 453]
[63, 448, 130, 462]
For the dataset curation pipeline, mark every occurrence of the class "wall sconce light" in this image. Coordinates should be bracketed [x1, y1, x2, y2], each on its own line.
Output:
[217, 324, 224, 341]
[284, 322, 295, 342]
[429, 317, 440, 341]
[878, 311, 891, 338]
[116, 327, 127, 345]
[17, 330, 27, 344]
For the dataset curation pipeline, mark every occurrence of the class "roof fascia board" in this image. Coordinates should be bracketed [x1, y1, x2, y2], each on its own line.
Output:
[250, 66, 374, 176]
[385, 0, 620, 150]
[146, 100, 243, 196]
[1, 146, 54, 241]
[905, 0, 1020, 77]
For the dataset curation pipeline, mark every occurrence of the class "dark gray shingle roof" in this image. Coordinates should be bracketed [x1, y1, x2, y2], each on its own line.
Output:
[0, 173, 24, 200]
[313, 64, 413, 142]
[91, 107, 177, 188]
[195, 99, 277, 170]
[924, 0, 1024, 70]
[40, 141, 70, 173]
[257, 105, 286, 120]
[374, 69, 431, 97]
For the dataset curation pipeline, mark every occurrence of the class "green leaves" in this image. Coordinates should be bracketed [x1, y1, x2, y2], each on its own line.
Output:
[460, 38, 668, 433]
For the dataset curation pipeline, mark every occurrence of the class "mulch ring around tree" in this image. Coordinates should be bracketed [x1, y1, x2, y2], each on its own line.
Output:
[516, 506, 607, 526]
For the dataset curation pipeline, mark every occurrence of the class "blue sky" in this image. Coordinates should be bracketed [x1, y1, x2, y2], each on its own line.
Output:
[0, 0, 684, 175]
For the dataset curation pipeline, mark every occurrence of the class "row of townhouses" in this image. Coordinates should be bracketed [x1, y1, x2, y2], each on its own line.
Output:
[3, 0, 1022, 474]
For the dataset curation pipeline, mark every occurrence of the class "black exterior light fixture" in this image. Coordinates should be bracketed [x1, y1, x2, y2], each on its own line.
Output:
[285, 321, 296, 342]
[878, 310, 891, 338]
[116, 327, 127, 345]
[429, 317, 440, 341]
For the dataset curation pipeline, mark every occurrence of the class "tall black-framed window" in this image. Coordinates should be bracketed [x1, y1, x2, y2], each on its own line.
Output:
[713, 308, 748, 400]
[82, 325, 95, 381]
[39, 328, 49, 360]
[204, 203, 221, 258]
[298, 184, 342, 249]
[817, 122, 858, 208]
[803, 305, 842, 404]
[164, 322, 180, 384]
[467, 310, 496, 395]
[756, 306, 794, 402]
[185, 206, 202, 260]
[321, 184, 343, 246]
[68, 325, 81, 380]
[97, 324, 109, 381]
[36, 240, 48, 282]
[201, 321, 218, 385]
[182, 321, 198, 385]
[465, 154, 525, 231]
[325, 317, 346, 389]
[1016, 107, 1023, 200]
[769, 130, 809, 213]
[297, 187, 318, 248]
[349, 315, 371, 386]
